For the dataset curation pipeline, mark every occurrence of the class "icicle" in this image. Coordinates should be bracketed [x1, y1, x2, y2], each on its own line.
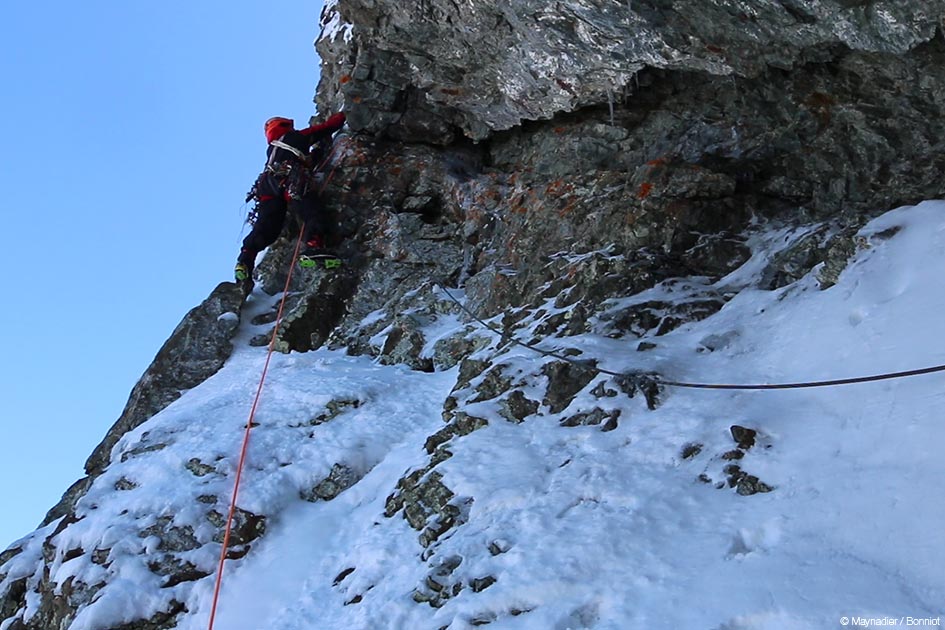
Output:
[606, 86, 615, 126]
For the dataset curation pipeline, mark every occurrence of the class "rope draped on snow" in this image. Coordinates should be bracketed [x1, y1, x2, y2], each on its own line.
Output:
[436, 285, 945, 392]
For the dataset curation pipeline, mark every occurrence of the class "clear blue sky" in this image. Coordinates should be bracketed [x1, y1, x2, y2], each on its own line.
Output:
[0, 0, 326, 549]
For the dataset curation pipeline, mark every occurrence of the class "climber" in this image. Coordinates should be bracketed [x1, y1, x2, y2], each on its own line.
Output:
[235, 111, 347, 283]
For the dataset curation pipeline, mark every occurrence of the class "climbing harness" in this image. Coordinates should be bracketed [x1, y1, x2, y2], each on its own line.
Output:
[270, 138, 310, 162]
[243, 136, 315, 209]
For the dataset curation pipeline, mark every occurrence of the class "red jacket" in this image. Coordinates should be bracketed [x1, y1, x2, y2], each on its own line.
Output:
[265, 112, 346, 146]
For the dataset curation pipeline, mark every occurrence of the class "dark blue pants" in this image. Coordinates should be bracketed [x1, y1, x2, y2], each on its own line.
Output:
[239, 190, 329, 266]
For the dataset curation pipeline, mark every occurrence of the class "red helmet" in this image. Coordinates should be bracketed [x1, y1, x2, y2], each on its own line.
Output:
[264, 117, 294, 143]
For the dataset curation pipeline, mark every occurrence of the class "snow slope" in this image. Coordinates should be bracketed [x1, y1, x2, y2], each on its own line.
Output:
[5, 202, 945, 630]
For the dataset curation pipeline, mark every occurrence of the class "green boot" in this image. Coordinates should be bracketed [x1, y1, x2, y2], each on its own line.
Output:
[234, 262, 252, 282]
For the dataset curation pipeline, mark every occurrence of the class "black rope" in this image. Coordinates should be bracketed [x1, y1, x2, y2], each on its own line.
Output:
[658, 364, 945, 390]
[439, 285, 621, 374]
[437, 285, 945, 391]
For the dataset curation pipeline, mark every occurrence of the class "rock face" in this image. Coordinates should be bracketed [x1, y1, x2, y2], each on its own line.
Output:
[4, 1, 945, 628]
[321, 1, 944, 137]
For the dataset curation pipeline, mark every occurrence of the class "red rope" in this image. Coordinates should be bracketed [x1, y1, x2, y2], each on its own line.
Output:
[206, 136, 352, 628]
[207, 226, 306, 630]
